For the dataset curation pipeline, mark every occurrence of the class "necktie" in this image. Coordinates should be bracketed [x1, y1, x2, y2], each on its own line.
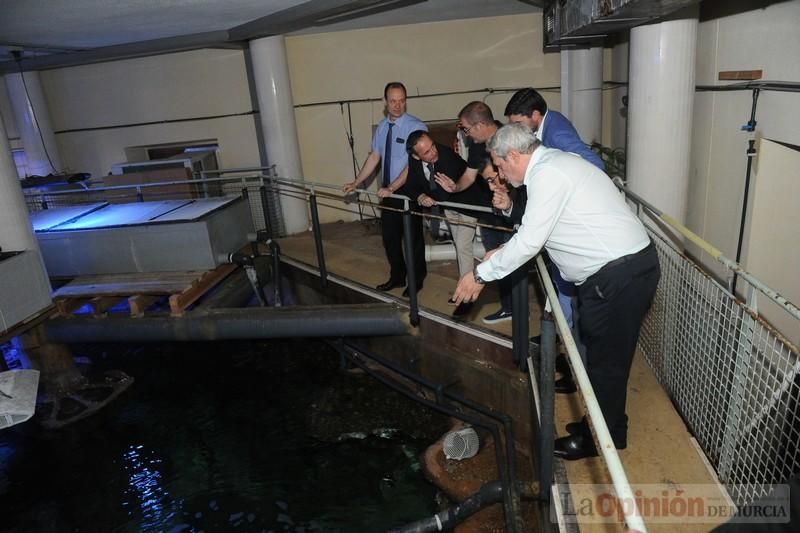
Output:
[426, 162, 437, 190]
[382, 122, 394, 187]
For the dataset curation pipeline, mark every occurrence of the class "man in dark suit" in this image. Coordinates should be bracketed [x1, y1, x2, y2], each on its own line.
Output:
[405, 130, 490, 318]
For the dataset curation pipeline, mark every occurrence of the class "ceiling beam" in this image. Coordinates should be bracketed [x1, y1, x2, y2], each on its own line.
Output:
[0, 31, 236, 74]
[228, 0, 426, 41]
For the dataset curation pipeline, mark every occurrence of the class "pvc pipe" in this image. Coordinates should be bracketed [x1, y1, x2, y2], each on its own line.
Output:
[425, 242, 486, 262]
[44, 305, 411, 343]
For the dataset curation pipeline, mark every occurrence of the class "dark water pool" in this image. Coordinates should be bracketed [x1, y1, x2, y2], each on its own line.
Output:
[0, 339, 445, 532]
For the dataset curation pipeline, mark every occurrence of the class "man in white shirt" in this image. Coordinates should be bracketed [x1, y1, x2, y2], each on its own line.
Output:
[453, 124, 660, 460]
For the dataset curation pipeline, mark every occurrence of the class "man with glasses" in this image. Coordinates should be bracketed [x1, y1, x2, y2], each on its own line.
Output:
[343, 82, 427, 296]
[435, 101, 518, 324]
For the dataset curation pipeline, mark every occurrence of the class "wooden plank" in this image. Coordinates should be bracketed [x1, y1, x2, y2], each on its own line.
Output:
[55, 298, 90, 317]
[128, 295, 162, 317]
[54, 272, 207, 298]
[169, 264, 237, 316]
[718, 69, 762, 81]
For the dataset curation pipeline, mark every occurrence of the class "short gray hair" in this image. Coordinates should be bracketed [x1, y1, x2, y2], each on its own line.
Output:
[487, 123, 540, 158]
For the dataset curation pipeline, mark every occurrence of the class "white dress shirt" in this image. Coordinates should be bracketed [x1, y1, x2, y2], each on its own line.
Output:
[476, 146, 650, 285]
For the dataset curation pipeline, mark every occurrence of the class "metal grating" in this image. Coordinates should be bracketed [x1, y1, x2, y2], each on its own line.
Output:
[639, 227, 800, 506]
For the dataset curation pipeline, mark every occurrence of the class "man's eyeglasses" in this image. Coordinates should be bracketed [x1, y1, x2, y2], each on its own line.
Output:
[460, 123, 478, 136]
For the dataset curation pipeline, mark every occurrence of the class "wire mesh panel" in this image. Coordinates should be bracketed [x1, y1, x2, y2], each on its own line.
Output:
[639, 227, 800, 506]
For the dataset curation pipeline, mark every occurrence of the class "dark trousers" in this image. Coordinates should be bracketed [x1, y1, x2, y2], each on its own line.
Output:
[577, 242, 660, 448]
[381, 197, 426, 286]
[481, 227, 513, 312]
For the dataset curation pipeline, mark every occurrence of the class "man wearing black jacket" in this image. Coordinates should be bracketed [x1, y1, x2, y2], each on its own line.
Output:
[405, 130, 490, 317]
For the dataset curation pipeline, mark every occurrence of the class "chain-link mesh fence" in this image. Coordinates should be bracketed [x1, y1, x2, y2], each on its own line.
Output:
[639, 226, 800, 507]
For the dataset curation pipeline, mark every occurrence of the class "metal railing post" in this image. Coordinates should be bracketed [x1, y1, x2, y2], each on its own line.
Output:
[308, 187, 328, 288]
[136, 186, 143, 202]
[538, 314, 557, 506]
[259, 183, 273, 239]
[401, 199, 419, 326]
[511, 266, 529, 369]
[268, 239, 282, 307]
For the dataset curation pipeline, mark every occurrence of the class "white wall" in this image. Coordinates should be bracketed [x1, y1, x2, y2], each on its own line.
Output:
[687, 1, 800, 283]
[38, 48, 262, 180]
[285, 13, 561, 223]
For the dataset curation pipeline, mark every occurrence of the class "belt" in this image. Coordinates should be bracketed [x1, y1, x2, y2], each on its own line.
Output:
[597, 241, 654, 272]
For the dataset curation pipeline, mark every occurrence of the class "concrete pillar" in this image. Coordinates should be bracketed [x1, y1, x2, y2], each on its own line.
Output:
[4, 71, 62, 177]
[560, 47, 603, 144]
[248, 36, 309, 235]
[0, 111, 39, 252]
[627, 15, 698, 223]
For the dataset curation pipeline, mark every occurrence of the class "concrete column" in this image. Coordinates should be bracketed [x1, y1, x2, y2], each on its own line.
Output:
[4, 71, 62, 177]
[560, 47, 603, 144]
[0, 112, 39, 252]
[248, 36, 309, 235]
[627, 15, 698, 223]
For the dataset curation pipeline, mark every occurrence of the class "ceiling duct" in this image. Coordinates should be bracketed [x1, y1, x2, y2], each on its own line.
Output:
[543, 0, 702, 50]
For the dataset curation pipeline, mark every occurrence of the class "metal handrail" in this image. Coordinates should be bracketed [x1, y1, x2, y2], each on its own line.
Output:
[614, 178, 800, 322]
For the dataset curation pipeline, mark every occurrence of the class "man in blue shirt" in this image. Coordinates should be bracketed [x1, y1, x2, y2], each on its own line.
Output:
[343, 82, 427, 294]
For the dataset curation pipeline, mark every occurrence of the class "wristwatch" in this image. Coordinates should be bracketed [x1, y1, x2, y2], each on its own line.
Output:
[473, 267, 486, 285]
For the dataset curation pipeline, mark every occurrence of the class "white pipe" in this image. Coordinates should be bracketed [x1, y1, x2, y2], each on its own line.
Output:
[249, 35, 309, 235]
[627, 15, 698, 224]
[425, 242, 486, 263]
[4, 72, 62, 176]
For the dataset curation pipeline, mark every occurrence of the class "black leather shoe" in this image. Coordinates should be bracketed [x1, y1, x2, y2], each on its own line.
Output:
[554, 434, 598, 461]
[565, 419, 588, 436]
[402, 282, 423, 297]
[376, 280, 403, 291]
[555, 375, 577, 394]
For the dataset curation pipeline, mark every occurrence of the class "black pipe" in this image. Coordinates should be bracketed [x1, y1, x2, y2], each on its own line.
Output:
[309, 193, 328, 288]
[511, 267, 529, 370]
[343, 342, 522, 533]
[259, 185, 273, 239]
[268, 239, 282, 306]
[388, 481, 504, 533]
[538, 316, 557, 506]
[44, 305, 411, 343]
[194, 269, 255, 310]
[401, 203, 419, 326]
[732, 88, 760, 294]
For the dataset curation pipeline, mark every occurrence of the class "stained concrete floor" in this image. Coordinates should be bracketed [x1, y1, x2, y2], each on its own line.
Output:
[279, 219, 730, 533]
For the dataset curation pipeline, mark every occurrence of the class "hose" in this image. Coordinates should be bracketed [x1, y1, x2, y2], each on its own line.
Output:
[388, 481, 504, 533]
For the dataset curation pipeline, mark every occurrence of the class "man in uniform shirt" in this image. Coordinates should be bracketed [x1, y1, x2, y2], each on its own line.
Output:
[343, 82, 427, 296]
[453, 124, 660, 460]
